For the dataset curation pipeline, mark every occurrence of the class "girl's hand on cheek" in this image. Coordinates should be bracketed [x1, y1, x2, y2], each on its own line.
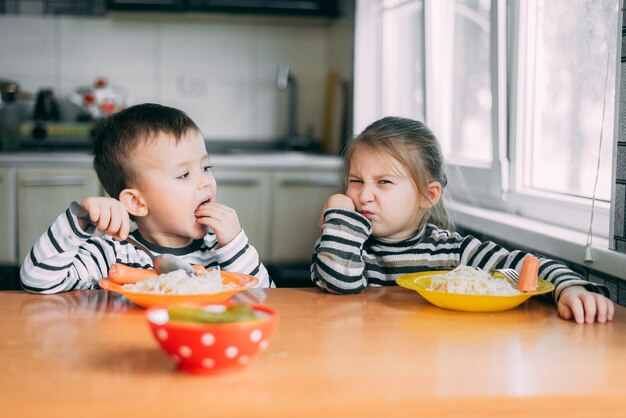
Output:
[81, 197, 130, 241]
[319, 194, 357, 228]
[326, 194, 356, 211]
[195, 202, 242, 246]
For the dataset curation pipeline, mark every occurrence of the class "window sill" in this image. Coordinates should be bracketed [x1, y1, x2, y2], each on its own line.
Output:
[449, 201, 626, 279]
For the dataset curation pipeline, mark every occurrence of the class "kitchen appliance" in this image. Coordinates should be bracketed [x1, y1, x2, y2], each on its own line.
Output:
[0, 79, 24, 151]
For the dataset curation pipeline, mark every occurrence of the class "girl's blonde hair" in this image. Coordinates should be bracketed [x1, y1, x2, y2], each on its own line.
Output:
[343, 116, 449, 229]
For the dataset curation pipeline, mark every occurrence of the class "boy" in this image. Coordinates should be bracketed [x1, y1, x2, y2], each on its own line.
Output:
[21, 103, 273, 293]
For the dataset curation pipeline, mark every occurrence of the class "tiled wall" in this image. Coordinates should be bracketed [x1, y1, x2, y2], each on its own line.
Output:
[615, 8, 626, 251]
[0, 14, 352, 141]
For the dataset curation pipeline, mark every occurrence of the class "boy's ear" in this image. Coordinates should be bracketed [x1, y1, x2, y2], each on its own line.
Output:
[421, 181, 442, 209]
[119, 188, 148, 217]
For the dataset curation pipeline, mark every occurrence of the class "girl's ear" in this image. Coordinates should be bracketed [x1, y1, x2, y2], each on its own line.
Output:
[119, 188, 148, 217]
[421, 181, 442, 209]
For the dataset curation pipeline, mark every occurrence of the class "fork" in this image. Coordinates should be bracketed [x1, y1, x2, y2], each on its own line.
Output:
[491, 268, 520, 285]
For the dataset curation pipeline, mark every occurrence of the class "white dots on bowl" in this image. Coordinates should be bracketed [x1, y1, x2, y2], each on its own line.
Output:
[149, 310, 169, 325]
[179, 345, 192, 358]
[259, 340, 269, 351]
[202, 358, 216, 368]
[238, 355, 249, 365]
[250, 329, 262, 343]
[156, 328, 168, 341]
[201, 333, 215, 346]
[225, 346, 239, 358]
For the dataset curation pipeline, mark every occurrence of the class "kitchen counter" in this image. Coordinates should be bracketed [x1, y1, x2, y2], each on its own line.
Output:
[0, 150, 343, 170]
[1, 287, 625, 417]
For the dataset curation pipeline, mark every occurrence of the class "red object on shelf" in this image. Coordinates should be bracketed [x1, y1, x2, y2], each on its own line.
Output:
[95, 77, 108, 88]
[83, 92, 96, 105]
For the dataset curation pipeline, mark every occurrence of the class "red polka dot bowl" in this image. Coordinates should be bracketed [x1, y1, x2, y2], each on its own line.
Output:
[146, 303, 279, 374]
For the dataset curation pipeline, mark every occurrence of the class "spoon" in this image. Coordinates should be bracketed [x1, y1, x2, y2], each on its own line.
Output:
[70, 201, 196, 276]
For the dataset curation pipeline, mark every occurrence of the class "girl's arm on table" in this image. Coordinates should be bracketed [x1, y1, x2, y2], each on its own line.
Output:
[459, 236, 613, 323]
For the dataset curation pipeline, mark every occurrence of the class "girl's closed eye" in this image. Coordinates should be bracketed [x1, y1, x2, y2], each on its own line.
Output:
[349, 178, 363, 184]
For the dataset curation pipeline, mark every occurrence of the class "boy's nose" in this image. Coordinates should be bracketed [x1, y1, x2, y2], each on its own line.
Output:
[198, 172, 215, 189]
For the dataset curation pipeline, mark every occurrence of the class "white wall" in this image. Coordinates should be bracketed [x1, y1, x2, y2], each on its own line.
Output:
[0, 14, 352, 141]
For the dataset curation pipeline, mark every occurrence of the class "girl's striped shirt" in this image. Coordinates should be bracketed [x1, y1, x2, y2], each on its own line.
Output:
[311, 208, 608, 303]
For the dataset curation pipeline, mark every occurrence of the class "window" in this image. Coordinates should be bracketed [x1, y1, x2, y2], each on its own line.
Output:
[509, 0, 618, 237]
[354, 0, 619, 239]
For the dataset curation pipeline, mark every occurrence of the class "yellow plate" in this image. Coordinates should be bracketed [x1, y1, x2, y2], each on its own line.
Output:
[99, 271, 259, 308]
[395, 270, 555, 312]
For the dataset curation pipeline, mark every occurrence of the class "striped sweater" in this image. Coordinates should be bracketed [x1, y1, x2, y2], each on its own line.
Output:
[20, 205, 273, 293]
[311, 208, 609, 303]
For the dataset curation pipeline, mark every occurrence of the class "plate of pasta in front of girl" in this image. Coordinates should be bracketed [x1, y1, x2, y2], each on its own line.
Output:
[395, 265, 554, 312]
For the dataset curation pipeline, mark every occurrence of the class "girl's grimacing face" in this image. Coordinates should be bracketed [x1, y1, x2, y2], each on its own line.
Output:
[133, 131, 216, 246]
[346, 147, 426, 240]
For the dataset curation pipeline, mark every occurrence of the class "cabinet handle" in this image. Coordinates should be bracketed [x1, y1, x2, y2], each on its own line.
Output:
[217, 178, 260, 186]
[21, 176, 91, 187]
[280, 179, 341, 188]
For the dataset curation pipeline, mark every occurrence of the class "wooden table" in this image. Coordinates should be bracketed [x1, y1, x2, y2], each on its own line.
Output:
[1, 287, 625, 417]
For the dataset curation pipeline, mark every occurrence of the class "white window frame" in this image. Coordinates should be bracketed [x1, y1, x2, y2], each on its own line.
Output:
[354, 0, 617, 241]
[504, 0, 617, 239]
[425, 0, 509, 208]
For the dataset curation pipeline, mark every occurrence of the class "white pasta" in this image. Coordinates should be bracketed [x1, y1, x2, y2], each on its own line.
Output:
[428, 265, 521, 296]
[122, 269, 236, 295]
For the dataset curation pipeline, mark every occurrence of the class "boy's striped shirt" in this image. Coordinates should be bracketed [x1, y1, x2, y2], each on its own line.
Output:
[21, 206, 273, 293]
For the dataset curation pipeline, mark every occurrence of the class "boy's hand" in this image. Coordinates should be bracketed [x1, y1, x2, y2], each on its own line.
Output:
[80, 197, 130, 241]
[557, 285, 614, 324]
[319, 194, 356, 229]
[195, 202, 241, 246]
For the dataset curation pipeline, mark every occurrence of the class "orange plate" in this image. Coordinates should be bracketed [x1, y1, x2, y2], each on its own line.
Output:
[99, 271, 259, 308]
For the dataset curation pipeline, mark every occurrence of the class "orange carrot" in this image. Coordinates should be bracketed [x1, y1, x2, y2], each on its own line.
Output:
[108, 263, 158, 285]
[517, 255, 539, 292]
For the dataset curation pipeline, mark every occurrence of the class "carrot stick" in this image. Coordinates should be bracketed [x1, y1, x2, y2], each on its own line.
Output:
[517, 255, 539, 292]
[108, 263, 158, 285]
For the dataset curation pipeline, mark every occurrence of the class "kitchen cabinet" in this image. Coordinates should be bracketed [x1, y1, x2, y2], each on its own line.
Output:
[17, 168, 101, 262]
[212, 169, 273, 261]
[1, 152, 342, 274]
[270, 170, 341, 263]
[0, 167, 17, 264]
[212, 167, 341, 264]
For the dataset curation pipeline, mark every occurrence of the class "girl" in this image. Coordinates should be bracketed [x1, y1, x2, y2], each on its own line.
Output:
[311, 116, 613, 324]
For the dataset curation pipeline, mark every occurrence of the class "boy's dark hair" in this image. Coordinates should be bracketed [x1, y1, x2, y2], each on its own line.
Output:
[92, 103, 200, 199]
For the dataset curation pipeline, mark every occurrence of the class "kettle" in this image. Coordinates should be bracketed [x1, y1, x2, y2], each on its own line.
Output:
[33, 88, 60, 121]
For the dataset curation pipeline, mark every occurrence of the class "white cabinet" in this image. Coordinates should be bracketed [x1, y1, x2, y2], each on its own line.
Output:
[270, 170, 341, 263]
[0, 167, 17, 263]
[17, 168, 101, 262]
[212, 168, 342, 264]
[212, 169, 272, 261]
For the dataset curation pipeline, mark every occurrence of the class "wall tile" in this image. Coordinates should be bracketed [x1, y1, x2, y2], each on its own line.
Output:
[0, 17, 56, 79]
[1, 15, 343, 142]
[254, 85, 285, 139]
[160, 22, 254, 84]
[58, 18, 157, 80]
[254, 25, 328, 83]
